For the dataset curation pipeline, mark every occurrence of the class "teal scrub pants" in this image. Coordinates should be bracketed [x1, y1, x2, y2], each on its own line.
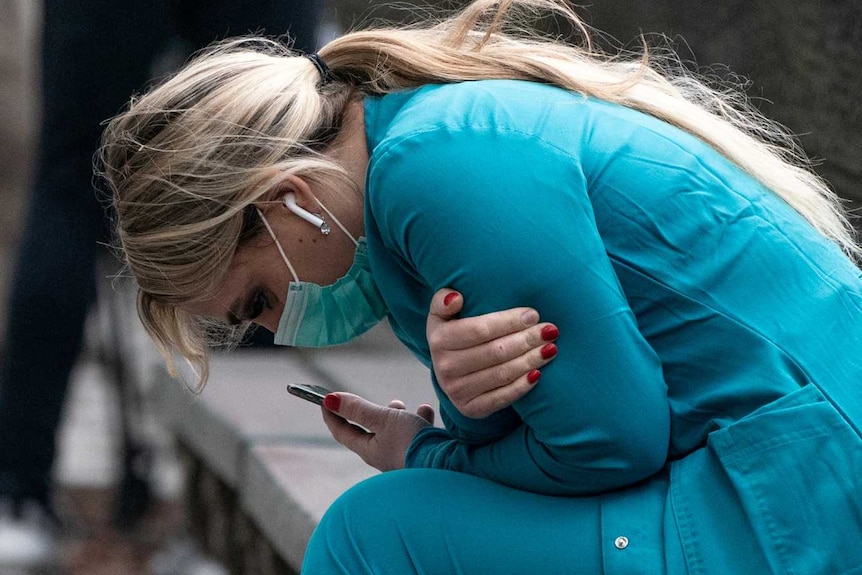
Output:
[302, 468, 676, 574]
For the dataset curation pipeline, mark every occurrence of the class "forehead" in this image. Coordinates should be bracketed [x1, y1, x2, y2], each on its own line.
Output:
[181, 250, 256, 321]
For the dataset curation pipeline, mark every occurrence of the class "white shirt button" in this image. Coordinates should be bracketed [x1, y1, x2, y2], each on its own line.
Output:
[614, 536, 629, 550]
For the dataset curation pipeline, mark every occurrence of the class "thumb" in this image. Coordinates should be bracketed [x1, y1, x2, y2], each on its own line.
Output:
[416, 403, 436, 426]
[324, 392, 387, 430]
[429, 288, 463, 323]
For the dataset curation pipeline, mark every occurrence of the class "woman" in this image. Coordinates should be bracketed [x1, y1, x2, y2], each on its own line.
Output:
[99, 0, 862, 572]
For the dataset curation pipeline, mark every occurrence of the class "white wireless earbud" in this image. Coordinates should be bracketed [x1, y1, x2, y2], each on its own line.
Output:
[283, 192, 331, 235]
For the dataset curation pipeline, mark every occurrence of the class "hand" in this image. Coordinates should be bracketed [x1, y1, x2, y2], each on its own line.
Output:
[321, 394, 435, 472]
[426, 289, 560, 419]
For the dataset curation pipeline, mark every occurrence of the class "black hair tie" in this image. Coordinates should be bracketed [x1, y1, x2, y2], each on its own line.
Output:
[304, 52, 333, 84]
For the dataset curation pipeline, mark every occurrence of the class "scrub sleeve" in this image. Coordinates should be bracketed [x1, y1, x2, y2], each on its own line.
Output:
[373, 125, 671, 495]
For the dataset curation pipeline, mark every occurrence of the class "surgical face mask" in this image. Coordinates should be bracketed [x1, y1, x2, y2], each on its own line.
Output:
[255, 196, 388, 347]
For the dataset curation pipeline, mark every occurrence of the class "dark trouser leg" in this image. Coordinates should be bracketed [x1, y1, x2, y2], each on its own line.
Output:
[0, 0, 175, 505]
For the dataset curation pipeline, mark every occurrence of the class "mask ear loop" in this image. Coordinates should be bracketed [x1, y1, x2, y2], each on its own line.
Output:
[283, 192, 359, 247]
[256, 208, 300, 283]
[312, 195, 359, 247]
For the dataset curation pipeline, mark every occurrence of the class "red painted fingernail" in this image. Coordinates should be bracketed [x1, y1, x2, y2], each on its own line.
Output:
[527, 370, 541, 384]
[323, 394, 341, 412]
[540, 343, 557, 360]
[541, 325, 559, 341]
[443, 292, 459, 306]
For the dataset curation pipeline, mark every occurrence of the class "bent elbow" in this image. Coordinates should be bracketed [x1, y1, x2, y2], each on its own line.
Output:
[536, 420, 670, 495]
[620, 438, 669, 484]
[602, 416, 670, 488]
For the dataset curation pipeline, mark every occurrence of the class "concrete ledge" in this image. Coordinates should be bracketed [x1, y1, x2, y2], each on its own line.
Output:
[241, 445, 377, 573]
[152, 322, 435, 571]
[154, 349, 330, 487]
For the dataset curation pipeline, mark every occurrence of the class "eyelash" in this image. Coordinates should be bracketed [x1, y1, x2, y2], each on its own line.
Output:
[247, 291, 267, 321]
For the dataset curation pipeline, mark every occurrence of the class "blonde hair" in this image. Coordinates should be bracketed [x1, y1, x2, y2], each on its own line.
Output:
[99, 0, 858, 388]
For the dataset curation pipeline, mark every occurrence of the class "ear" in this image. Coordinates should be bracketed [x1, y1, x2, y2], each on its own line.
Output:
[257, 173, 318, 214]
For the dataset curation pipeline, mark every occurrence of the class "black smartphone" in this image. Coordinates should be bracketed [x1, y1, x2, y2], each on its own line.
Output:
[286, 383, 333, 406]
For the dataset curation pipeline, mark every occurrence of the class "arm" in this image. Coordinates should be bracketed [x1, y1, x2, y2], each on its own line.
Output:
[319, 291, 559, 475]
[427, 289, 560, 419]
[368, 126, 670, 495]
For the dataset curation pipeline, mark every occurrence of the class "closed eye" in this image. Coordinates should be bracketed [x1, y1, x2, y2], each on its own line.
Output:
[227, 288, 270, 326]
[246, 290, 268, 321]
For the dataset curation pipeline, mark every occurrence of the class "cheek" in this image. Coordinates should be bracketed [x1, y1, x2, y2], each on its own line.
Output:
[309, 236, 358, 285]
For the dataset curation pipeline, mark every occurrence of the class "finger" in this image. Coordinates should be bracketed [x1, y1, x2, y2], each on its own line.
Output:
[324, 393, 389, 431]
[388, 399, 406, 410]
[461, 369, 542, 419]
[435, 322, 559, 380]
[428, 288, 464, 321]
[426, 290, 464, 347]
[321, 405, 371, 453]
[428, 307, 543, 352]
[445, 343, 556, 415]
[416, 404, 436, 426]
[467, 341, 556, 389]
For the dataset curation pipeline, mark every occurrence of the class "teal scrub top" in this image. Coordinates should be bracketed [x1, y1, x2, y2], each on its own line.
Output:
[361, 80, 862, 572]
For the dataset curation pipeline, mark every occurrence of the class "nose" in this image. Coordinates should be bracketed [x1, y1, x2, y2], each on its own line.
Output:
[255, 302, 283, 334]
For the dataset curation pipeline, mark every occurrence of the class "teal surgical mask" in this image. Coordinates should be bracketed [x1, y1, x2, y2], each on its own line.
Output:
[256, 199, 388, 347]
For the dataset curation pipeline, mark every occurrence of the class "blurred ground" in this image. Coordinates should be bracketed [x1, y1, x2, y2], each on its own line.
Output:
[54, 487, 185, 575]
[46, 352, 195, 574]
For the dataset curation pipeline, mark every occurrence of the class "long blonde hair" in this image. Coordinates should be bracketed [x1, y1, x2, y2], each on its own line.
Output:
[99, 0, 858, 387]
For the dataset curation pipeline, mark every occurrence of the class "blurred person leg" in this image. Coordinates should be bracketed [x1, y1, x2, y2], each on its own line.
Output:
[0, 0, 39, 241]
[0, 0, 177, 565]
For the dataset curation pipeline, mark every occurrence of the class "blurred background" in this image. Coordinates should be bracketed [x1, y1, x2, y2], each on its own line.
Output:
[0, 0, 859, 573]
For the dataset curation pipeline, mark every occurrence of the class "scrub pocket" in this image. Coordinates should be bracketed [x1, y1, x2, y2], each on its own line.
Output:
[707, 384, 862, 575]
